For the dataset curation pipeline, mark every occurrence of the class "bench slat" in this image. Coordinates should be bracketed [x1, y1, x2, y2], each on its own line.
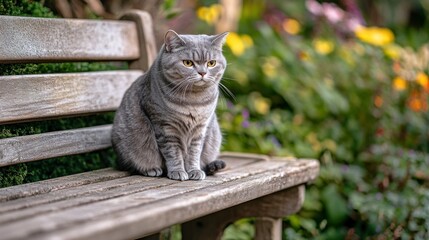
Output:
[0, 168, 129, 202]
[0, 70, 142, 124]
[0, 125, 113, 167]
[0, 16, 140, 63]
[0, 155, 259, 214]
[0, 158, 319, 240]
[0, 176, 154, 214]
[0, 177, 176, 224]
[0, 159, 279, 223]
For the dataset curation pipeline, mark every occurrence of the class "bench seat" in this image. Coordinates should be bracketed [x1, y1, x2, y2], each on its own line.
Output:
[0, 153, 318, 240]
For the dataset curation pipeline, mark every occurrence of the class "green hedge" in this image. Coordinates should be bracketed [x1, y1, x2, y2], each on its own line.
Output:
[0, 0, 121, 188]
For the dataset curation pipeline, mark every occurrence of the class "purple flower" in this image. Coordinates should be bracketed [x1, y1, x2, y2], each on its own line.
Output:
[226, 100, 234, 110]
[242, 109, 249, 119]
[241, 120, 250, 128]
[306, 0, 365, 35]
[268, 135, 282, 148]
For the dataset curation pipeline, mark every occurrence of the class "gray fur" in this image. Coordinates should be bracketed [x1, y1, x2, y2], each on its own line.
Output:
[112, 30, 228, 181]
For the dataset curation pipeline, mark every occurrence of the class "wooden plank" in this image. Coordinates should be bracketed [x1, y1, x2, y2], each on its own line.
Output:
[0, 125, 113, 167]
[120, 11, 157, 71]
[0, 152, 265, 202]
[0, 168, 129, 202]
[0, 175, 153, 214]
[0, 160, 284, 224]
[0, 159, 319, 240]
[0, 177, 175, 224]
[0, 16, 139, 63]
[0, 70, 142, 124]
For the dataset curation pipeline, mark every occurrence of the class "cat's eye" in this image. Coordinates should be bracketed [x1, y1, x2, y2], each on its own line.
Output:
[183, 60, 194, 67]
[207, 60, 217, 67]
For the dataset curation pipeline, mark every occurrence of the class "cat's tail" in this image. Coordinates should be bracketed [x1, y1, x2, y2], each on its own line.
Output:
[204, 160, 226, 175]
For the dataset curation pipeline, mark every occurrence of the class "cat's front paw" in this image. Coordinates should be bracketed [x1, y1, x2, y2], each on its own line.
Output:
[188, 169, 206, 180]
[168, 170, 189, 181]
[142, 168, 163, 177]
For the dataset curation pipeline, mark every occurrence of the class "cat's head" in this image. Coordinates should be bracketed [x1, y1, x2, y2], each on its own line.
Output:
[160, 30, 228, 89]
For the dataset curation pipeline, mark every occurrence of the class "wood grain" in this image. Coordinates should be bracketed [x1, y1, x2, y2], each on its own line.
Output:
[0, 168, 129, 202]
[120, 11, 157, 72]
[0, 16, 139, 63]
[254, 217, 282, 240]
[0, 125, 113, 167]
[0, 70, 142, 124]
[0, 159, 319, 240]
[0, 160, 286, 223]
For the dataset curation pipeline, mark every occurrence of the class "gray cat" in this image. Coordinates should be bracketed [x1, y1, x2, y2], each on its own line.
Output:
[111, 30, 228, 181]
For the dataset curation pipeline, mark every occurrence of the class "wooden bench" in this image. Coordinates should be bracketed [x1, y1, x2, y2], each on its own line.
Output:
[0, 11, 319, 240]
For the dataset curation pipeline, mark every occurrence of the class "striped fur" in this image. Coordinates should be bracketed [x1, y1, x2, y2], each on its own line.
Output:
[112, 30, 228, 181]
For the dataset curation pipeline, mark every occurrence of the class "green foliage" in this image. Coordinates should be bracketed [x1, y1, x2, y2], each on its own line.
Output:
[198, 0, 429, 238]
[223, 219, 254, 240]
[0, 0, 54, 17]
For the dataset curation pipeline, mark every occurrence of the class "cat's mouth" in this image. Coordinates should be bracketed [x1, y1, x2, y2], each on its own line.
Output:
[193, 78, 213, 87]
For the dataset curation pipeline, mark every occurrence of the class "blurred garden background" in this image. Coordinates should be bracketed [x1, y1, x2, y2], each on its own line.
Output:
[1, 0, 429, 239]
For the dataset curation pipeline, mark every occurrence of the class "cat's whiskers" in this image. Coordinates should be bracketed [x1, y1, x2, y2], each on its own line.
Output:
[165, 78, 188, 99]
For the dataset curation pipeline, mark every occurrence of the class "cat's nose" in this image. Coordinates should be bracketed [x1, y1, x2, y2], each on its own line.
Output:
[198, 72, 206, 77]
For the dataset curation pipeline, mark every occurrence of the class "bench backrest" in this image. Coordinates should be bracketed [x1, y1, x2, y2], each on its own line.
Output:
[0, 11, 157, 168]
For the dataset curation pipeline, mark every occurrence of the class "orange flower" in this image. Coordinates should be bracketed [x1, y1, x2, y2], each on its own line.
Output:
[408, 92, 428, 112]
[283, 19, 301, 35]
[392, 62, 401, 74]
[393, 76, 407, 91]
[374, 95, 383, 108]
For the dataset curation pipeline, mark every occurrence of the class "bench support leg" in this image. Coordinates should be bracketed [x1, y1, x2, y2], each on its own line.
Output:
[254, 217, 282, 240]
[182, 185, 304, 240]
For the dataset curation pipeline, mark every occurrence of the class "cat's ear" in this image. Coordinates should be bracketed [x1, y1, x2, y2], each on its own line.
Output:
[210, 32, 229, 49]
[164, 30, 186, 52]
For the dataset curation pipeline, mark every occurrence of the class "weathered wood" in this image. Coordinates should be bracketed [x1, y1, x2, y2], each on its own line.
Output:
[254, 217, 282, 240]
[0, 168, 129, 202]
[0, 125, 113, 167]
[0, 177, 175, 224]
[0, 16, 139, 63]
[0, 160, 286, 224]
[120, 11, 157, 71]
[182, 185, 305, 240]
[0, 175, 152, 214]
[0, 70, 142, 124]
[0, 159, 318, 240]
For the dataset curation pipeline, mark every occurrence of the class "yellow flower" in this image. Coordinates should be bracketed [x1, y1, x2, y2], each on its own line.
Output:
[197, 4, 222, 25]
[225, 32, 253, 56]
[393, 76, 407, 91]
[226, 32, 245, 56]
[313, 39, 334, 55]
[416, 72, 428, 88]
[262, 57, 281, 78]
[254, 98, 270, 114]
[250, 92, 271, 114]
[355, 26, 395, 47]
[283, 19, 301, 35]
[241, 34, 253, 48]
[383, 44, 400, 60]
